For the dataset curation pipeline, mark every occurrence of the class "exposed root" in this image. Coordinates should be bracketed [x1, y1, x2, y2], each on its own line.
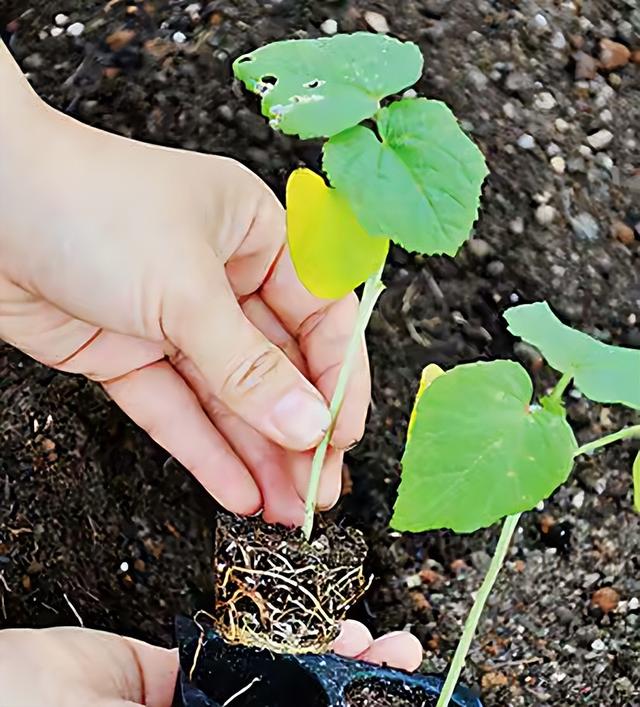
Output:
[214, 515, 369, 654]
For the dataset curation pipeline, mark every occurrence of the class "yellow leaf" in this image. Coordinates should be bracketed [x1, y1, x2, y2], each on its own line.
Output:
[286, 168, 389, 299]
[407, 364, 446, 440]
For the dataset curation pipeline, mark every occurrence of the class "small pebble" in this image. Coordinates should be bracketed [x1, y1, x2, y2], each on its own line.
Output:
[547, 142, 561, 156]
[550, 156, 566, 174]
[502, 102, 517, 119]
[534, 91, 556, 111]
[54, 13, 70, 26]
[50, 26, 64, 37]
[535, 204, 556, 225]
[517, 133, 536, 150]
[572, 490, 585, 508]
[591, 587, 620, 614]
[487, 260, 505, 277]
[610, 220, 635, 245]
[579, 145, 593, 158]
[595, 153, 613, 171]
[364, 11, 389, 33]
[555, 118, 570, 133]
[629, 597, 639, 611]
[587, 129, 614, 150]
[403, 88, 418, 99]
[591, 638, 606, 652]
[321, 19, 338, 35]
[66, 21, 84, 37]
[468, 238, 492, 258]
[599, 38, 631, 70]
[571, 212, 600, 241]
[172, 31, 187, 43]
[532, 13, 548, 30]
[510, 217, 524, 235]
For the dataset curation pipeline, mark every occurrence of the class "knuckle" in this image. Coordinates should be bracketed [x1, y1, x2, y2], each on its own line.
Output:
[221, 346, 284, 400]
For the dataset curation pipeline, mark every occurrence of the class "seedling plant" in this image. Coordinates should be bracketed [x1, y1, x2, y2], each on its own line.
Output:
[232, 32, 640, 706]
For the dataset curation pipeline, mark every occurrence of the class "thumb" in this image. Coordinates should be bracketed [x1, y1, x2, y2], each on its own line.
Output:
[162, 251, 331, 451]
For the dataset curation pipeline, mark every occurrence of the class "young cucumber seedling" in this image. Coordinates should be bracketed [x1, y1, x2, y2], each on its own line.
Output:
[234, 31, 640, 706]
[233, 32, 488, 540]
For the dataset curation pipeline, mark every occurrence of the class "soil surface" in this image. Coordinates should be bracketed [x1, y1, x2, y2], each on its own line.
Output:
[1, 1, 640, 706]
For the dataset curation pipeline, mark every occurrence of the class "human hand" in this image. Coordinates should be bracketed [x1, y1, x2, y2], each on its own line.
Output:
[0, 43, 370, 526]
[0, 624, 421, 706]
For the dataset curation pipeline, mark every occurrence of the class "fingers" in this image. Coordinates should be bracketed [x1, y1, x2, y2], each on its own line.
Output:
[358, 631, 424, 672]
[333, 620, 374, 658]
[122, 637, 178, 707]
[103, 361, 261, 515]
[260, 249, 371, 449]
[289, 446, 344, 510]
[162, 252, 331, 452]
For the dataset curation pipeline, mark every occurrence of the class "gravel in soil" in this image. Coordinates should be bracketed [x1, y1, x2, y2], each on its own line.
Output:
[1, 1, 640, 705]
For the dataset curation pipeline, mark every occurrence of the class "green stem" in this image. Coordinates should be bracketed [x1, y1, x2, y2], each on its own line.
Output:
[548, 371, 573, 406]
[574, 424, 640, 458]
[302, 263, 386, 541]
[436, 513, 522, 707]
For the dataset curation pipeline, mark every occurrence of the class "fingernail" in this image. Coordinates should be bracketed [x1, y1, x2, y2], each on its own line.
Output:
[270, 390, 331, 450]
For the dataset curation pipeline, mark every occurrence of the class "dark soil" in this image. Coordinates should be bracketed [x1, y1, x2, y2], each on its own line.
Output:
[1, 1, 640, 706]
[214, 514, 368, 653]
[345, 679, 437, 707]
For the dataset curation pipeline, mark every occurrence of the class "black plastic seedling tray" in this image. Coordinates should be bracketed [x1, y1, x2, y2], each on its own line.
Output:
[173, 616, 483, 707]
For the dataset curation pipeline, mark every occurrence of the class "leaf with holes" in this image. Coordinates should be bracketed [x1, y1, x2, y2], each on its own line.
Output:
[323, 98, 488, 255]
[232, 33, 423, 139]
[505, 302, 640, 410]
[391, 360, 577, 533]
[286, 168, 389, 299]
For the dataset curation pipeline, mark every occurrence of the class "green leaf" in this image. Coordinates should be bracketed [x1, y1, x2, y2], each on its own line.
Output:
[634, 451, 640, 513]
[286, 168, 389, 299]
[232, 33, 423, 139]
[323, 98, 488, 255]
[505, 302, 640, 410]
[391, 360, 577, 533]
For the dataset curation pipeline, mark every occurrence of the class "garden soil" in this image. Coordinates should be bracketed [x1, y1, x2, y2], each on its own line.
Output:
[1, 1, 639, 705]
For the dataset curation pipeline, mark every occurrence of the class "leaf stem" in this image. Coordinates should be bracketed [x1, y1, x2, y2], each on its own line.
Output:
[302, 263, 386, 541]
[548, 371, 573, 406]
[574, 424, 640, 458]
[436, 513, 521, 707]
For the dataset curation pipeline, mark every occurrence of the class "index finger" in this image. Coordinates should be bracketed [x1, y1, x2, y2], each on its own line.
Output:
[260, 248, 371, 450]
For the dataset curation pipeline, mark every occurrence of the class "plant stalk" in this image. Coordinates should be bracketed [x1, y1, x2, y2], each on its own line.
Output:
[547, 371, 573, 406]
[574, 424, 640, 458]
[436, 513, 522, 707]
[302, 263, 386, 540]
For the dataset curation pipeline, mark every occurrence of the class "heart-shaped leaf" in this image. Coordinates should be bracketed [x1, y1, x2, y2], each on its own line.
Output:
[392, 360, 577, 533]
[286, 168, 389, 299]
[233, 33, 423, 139]
[505, 302, 640, 410]
[323, 98, 488, 256]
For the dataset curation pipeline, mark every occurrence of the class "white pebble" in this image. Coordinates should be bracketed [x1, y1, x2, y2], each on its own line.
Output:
[551, 156, 566, 174]
[547, 142, 561, 156]
[629, 597, 639, 611]
[517, 133, 536, 150]
[320, 18, 338, 35]
[555, 118, 570, 133]
[591, 639, 606, 651]
[185, 3, 201, 18]
[502, 102, 517, 119]
[533, 13, 548, 29]
[534, 91, 556, 111]
[535, 204, 556, 225]
[595, 153, 613, 170]
[551, 31, 567, 49]
[599, 109, 613, 123]
[579, 144, 593, 158]
[587, 129, 614, 150]
[403, 88, 418, 99]
[66, 21, 84, 37]
[364, 11, 389, 34]
[572, 490, 585, 509]
[510, 217, 524, 235]
[172, 31, 187, 44]
[50, 26, 64, 37]
[54, 13, 70, 26]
